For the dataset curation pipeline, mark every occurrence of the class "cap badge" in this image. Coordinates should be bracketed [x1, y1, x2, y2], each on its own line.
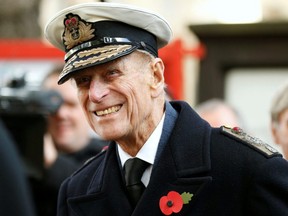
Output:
[63, 13, 95, 50]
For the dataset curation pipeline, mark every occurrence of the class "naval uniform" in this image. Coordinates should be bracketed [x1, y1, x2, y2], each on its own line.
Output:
[57, 101, 288, 216]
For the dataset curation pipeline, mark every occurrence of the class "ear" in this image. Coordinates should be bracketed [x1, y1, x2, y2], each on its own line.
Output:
[150, 58, 165, 97]
[271, 122, 280, 145]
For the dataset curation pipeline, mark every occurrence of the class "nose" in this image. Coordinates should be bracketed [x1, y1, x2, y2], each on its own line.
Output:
[88, 79, 109, 102]
[55, 104, 69, 119]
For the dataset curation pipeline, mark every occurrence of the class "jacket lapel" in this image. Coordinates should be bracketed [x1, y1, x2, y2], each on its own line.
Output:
[68, 142, 133, 216]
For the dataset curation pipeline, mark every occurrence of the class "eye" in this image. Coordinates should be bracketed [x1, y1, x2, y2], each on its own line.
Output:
[106, 70, 119, 77]
[102, 70, 120, 81]
[73, 76, 91, 88]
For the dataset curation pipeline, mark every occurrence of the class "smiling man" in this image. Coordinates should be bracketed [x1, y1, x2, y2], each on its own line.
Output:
[45, 2, 288, 216]
[73, 51, 164, 156]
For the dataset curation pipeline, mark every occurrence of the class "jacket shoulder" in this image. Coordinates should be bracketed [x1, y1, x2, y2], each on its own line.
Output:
[220, 126, 280, 158]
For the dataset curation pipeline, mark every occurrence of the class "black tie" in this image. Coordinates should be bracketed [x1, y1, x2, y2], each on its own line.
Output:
[124, 158, 150, 207]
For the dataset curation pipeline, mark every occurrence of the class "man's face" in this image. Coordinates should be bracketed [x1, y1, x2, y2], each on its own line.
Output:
[72, 52, 163, 144]
[272, 109, 288, 155]
[44, 74, 90, 152]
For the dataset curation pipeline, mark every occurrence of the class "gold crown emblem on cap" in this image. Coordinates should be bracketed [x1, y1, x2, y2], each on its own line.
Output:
[63, 13, 95, 50]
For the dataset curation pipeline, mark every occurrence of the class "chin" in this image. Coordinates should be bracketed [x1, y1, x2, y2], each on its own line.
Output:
[100, 129, 123, 141]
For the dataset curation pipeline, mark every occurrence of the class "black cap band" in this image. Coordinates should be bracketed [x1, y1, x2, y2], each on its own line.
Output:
[64, 36, 157, 61]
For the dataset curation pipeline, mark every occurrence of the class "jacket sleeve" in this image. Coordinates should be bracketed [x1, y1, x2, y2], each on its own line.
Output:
[57, 177, 71, 216]
[245, 156, 288, 215]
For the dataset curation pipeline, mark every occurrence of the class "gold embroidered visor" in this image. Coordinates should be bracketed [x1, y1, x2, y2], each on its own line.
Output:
[60, 43, 136, 84]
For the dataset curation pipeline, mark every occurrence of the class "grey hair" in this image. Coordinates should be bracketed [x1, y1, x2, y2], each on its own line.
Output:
[270, 82, 288, 123]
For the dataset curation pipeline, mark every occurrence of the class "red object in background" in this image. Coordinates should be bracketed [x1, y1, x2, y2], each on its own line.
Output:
[159, 39, 183, 100]
[159, 39, 205, 100]
[0, 39, 64, 59]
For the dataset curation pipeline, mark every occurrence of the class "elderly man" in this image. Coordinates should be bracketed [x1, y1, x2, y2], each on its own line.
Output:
[45, 2, 288, 216]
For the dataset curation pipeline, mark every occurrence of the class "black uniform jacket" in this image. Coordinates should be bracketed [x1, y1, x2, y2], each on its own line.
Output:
[57, 101, 288, 216]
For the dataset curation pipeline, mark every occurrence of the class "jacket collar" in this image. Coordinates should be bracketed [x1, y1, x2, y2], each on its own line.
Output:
[169, 101, 211, 175]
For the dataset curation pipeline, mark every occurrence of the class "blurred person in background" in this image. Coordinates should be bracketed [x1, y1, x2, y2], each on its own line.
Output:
[195, 98, 244, 128]
[270, 82, 288, 160]
[32, 64, 109, 216]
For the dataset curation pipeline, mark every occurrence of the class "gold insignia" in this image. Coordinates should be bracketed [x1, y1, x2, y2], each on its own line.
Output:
[73, 45, 132, 68]
[59, 44, 133, 83]
[77, 44, 132, 58]
[221, 126, 278, 156]
[63, 13, 95, 50]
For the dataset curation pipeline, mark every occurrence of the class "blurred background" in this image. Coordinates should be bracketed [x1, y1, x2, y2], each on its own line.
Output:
[1, 0, 288, 149]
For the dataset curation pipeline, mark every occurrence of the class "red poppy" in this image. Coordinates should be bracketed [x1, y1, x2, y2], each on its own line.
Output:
[159, 191, 183, 215]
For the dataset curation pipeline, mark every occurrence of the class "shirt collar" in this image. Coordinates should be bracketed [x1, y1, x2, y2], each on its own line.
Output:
[117, 112, 165, 167]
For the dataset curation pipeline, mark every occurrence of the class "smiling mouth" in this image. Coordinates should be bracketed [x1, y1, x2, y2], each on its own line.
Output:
[95, 105, 121, 116]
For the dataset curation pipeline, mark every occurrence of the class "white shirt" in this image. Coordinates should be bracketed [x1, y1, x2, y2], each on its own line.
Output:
[117, 113, 165, 186]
